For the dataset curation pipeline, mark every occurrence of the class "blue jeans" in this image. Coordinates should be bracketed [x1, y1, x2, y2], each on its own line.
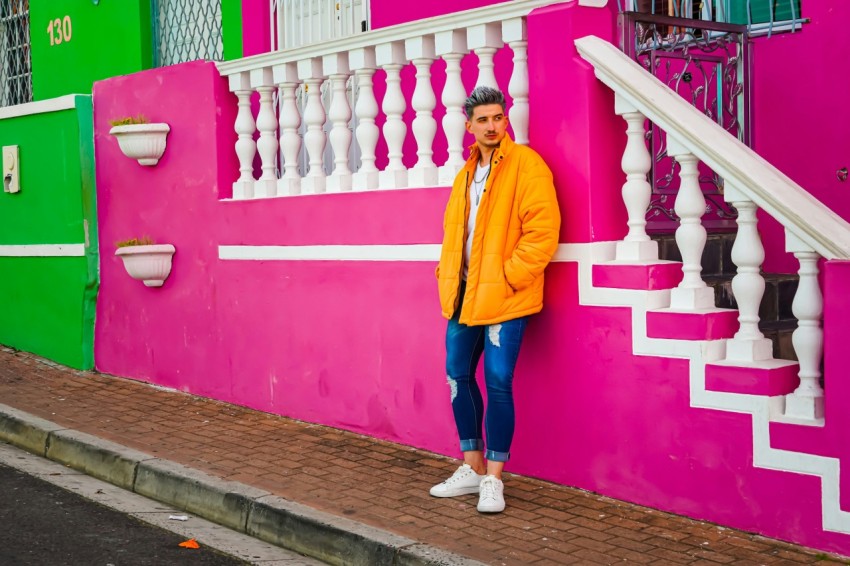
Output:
[445, 283, 528, 463]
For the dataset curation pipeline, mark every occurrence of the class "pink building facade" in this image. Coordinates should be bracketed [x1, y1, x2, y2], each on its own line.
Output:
[92, 0, 850, 557]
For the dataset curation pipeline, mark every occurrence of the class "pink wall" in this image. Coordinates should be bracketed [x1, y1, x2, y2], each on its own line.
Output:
[753, 2, 850, 272]
[93, 2, 850, 558]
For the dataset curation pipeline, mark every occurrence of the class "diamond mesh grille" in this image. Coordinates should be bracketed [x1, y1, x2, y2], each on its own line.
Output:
[0, 0, 32, 108]
[154, 0, 223, 67]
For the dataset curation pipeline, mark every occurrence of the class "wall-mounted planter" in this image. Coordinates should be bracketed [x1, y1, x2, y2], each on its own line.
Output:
[109, 123, 170, 166]
[115, 244, 175, 287]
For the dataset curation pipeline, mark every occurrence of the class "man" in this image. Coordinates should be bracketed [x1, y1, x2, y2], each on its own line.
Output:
[431, 86, 561, 513]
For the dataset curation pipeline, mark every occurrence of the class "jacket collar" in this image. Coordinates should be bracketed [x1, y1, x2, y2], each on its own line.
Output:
[466, 134, 516, 171]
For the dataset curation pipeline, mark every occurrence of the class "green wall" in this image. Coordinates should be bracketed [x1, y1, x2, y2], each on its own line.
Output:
[0, 97, 98, 369]
[30, 0, 152, 101]
[222, 0, 243, 61]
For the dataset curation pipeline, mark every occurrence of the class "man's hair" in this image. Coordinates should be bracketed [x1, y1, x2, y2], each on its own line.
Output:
[463, 86, 506, 119]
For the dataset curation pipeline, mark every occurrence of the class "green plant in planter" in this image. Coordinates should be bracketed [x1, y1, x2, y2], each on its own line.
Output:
[109, 115, 150, 127]
[115, 236, 155, 248]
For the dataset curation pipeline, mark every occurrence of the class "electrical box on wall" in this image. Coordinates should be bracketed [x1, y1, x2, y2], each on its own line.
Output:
[3, 145, 20, 194]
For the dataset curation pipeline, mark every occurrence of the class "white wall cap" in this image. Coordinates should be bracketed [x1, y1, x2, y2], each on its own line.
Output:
[218, 0, 555, 77]
[375, 42, 406, 66]
[272, 62, 299, 84]
[249, 67, 274, 88]
[349, 47, 377, 70]
[435, 29, 468, 56]
[405, 35, 436, 61]
[228, 72, 251, 92]
[614, 92, 640, 116]
[297, 58, 325, 80]
[323, 52, 350, 76]
[502, 18, 527, 44]
[467, 22, 502, 50]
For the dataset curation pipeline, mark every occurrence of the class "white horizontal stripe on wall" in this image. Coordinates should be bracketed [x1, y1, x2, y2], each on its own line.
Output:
[0, 244, 86, 257]
[219, 244, 583, 262]
[219, 244, 442, 262]
[0, 95, 82, 120]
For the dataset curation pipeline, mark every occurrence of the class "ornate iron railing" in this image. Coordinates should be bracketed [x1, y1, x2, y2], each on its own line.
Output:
[620, 11, 751, 232]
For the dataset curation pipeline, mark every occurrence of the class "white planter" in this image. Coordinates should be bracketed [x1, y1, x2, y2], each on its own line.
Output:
[115, 244, 176, 287]
[109, 123, 170, 166]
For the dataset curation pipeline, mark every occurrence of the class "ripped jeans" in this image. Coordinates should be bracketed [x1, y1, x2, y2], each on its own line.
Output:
[445, 283, 528, 463]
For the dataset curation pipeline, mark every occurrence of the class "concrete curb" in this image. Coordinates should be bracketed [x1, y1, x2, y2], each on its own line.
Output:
[0, 404, 484, 566]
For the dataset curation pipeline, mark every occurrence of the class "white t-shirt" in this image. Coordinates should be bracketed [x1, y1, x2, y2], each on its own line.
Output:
[463, 161, 491, 280]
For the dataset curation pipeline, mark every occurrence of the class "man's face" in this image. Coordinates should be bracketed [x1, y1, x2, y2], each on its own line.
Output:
[466, 104, 509, 152]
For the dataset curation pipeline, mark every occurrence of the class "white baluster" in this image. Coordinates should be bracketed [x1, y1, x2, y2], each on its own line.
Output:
[406, 36, 438, 187]
[724, 186, 774, 361]
[785, 232, 825, 420]
[351, 47, 379, 191]
[668, 139, 713, 309]
[229, 73, 256, 199]
[436, 30, 468, 185]
[614, 95, 656, 261]
[503, 18, 528, 144]
[298, 58, 327, 194]
[324, 53, 353, 192]
[468, 23, 501, 88]
[274, 63, 302, 196]
[252, 67, 278, 198]
[376, 42, 408, 189]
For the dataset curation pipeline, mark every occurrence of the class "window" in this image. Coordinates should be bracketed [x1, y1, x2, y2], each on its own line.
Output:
[0, 0, 32, 108]
[153, 0, 223, 67]
[628, 0, 803, 35]
[272, 0, 369, 51]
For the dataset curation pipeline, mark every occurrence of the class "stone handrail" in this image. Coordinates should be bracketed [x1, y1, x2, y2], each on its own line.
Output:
[574, 34, 850, 261]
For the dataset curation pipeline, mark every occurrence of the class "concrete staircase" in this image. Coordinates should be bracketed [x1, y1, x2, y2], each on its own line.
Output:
[654, 232, 799, 360]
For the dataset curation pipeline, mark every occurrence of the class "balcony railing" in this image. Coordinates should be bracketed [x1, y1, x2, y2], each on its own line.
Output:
[216, 0, 558, 199]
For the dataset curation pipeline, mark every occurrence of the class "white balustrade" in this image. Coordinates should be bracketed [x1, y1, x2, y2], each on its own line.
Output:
[668, 139, 714, 310]
[785, 232, 825, 420]
[299, 58, 327, 194]
[351, 47, 379, 191]
[229, 72, 256, 199]
[724, 187, 774, 361]
[614, 95, 656, 262]
[468, 23, 501, 88]
[503, 18, 529, 145]
[436, 30, 468, 185]
[219, 6, 545, 199]
[377, 41, 408, 189]
[275, 63, 302, 196]
[252, 68, 279, 198]
[324, 53, 353, 192]
[406, 36, 438, 187]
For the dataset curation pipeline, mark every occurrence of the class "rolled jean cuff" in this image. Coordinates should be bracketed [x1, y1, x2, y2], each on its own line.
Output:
[460, 439, 484, 452]
[486, 449, 510, 463]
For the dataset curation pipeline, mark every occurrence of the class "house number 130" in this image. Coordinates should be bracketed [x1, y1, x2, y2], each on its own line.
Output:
[47, 16, 72, 46]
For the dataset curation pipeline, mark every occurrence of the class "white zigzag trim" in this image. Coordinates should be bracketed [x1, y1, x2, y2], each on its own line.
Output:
[556, 241, 850, 535]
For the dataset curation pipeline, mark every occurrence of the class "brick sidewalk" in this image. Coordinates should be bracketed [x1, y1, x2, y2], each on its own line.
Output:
[0, 347, 846, 565]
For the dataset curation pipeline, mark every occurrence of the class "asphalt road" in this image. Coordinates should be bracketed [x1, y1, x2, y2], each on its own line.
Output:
[0, 462, 248, 565]
[0, 441, 325, 566]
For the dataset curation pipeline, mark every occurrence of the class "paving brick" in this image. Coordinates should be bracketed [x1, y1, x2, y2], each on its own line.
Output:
[0, 348, 845, 566]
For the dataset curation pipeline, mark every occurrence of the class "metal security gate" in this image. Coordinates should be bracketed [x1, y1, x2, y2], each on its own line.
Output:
[620, 8, 751, 232]
[0, 0, 32, 108]
[153, 0, 223, 66]
[271, 0, 369, 51]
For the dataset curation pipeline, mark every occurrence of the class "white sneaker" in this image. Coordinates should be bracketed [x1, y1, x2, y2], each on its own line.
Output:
[429, 464, 485, 497]
[477, 475, 505, 513]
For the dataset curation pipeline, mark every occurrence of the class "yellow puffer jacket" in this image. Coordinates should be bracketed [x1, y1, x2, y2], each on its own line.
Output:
[437, 135, 561, 325]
